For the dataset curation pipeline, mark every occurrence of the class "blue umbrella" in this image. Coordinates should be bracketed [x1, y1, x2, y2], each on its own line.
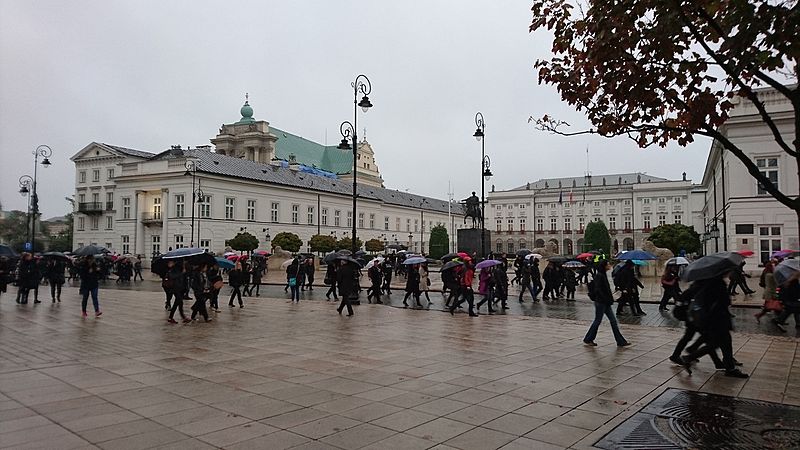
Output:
[215, 257, 235, 269]
[402, 256, 427, 265]
[617, 250, 657, 260]
[162, 247, 205, 259]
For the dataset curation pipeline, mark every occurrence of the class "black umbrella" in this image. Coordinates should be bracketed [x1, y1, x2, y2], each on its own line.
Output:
[387, 244, 407, 250]
[547, 256, 569, 264]
[0, 244, 17, 258]
[335, 255, 361, 266]
[323, 252, 338, 265]
[441, 260, 464, 271]
[681, 251, 745, 282]
[516, 249, 532, 257]
[161, 247, 205, 259]
[441, 252, 459, 262]
[336, 249, 353, 256]
[73, 244, 109, 256]
[41, 251, 70, 261]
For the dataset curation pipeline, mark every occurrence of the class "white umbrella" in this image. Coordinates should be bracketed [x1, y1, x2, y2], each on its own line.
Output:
[365, 257, 384, 269]
[525, 253, 543, 260]
[280, 259, 294, 269]
[774, 259, 800, 286]
[666, 256, 690, 266]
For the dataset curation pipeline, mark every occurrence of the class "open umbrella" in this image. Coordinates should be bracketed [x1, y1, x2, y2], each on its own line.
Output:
[736, 250, 755, 258]
[365, 257, 384, 269]
[336, 255, 361, 266]
[666, 256, 690, 266]
[617, 250, 657, 260]
[336, 249, 353, 256]
[563, 261, 584, 268]
[73, 244, 109, 257]
[632, 260, 649, 266]
[475, 259, 501, 270]
[547, 256, 570, 264]
[516, 249, 532, 257]
[40, 251, 70, 261]
[280, 259, 294, 269]
[254, 250, 270, 256]
[215, 257, 235, 269]
[576, 252, 595, 260]
[387, 243, 407, 250]
[162, 247, 205, 259]
[774, 259, 800, 286]
[226, 254, 239, 261]
[441, 260, 464, 271]
[681, 251, 745, 282]
[457, 252, 470, 258]
[151, 256, 168, 277]
[323, 252, 338, 265]
[403, 256, 427, 265]
[441, 252, 459, 262]
[771, 249, 797, 259]
[524, 253, 543, 260]
[0, 244, 18, 258]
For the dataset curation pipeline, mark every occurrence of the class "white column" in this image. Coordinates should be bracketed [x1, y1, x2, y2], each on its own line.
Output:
[161, 189, 169, 252]
[134, 191, 145, 256]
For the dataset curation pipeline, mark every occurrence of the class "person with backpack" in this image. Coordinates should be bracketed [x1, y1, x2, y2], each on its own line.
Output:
[583, 260, 630, 347]
[668, 282, 725, 369]
[658, 264, 682, 311]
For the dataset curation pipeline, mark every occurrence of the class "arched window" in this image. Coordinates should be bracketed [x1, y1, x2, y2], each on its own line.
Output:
[623, 237, 634, 251]
[535, 239, 545, 248]
[563, 239, 573, 255]
[519, 240, 527, 250]
[548, 239, 559, 255]
[507, 240, 515, 254]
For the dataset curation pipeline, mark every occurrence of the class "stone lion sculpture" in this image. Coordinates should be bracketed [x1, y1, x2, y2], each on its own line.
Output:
[532, 241, 559, 258]
[268, 245, 294, 272]
[642, 240, 674, 261]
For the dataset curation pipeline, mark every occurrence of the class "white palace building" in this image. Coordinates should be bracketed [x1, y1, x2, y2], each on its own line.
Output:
[71, 98, 461, 260]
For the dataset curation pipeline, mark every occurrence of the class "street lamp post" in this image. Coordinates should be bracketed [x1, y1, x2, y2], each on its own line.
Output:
[184, 160, 201, 246]
[473, 113, 492, 258]
[18, 175, 33, 247]
[710, 220, 721, 253]
[337, 74, 373, 256]
[418, 199, 428, 255]
[20, 146, 53, 253]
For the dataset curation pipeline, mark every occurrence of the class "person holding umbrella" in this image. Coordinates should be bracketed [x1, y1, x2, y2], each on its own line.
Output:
[189, 263, 212, 322]
[336, 258, 358, 316]
[754, 258, 777, 322]
[403, 263, 422, 307]
[476, 263, 496, 313]
[324, 261, 339, 301]
[772, 267, 800, 331]
[518, 262, 536, 303]
[381, 257, 394, 295]
[166, 261, 190, 323]
[228, 261, 246, 308]
[207, 261, 223, 312]
[286, 257, 303, 303]
[442, 261, 462, 307]
[583, 260, 630, 347]
[419, 262, 432, 305]
[366, 260, 383, 304]
[17, 253, 40, 305]
[450, 258, 477, 317]
[77, 256, 102, 318]
[44, 257, 66, 303]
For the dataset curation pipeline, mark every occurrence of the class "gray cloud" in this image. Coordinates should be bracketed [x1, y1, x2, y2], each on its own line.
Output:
[0, 0, 710, 218]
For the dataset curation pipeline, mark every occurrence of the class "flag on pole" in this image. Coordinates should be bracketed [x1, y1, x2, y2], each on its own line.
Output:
[558, 191, 563, 204]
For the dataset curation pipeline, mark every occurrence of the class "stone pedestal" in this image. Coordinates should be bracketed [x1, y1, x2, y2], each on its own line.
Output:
[457, 228, 492, 259]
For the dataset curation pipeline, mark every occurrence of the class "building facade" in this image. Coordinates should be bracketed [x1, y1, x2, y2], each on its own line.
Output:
[699, 85, 798, 266]
[487, 173, 704, 255]
[71, 100, 461, 260]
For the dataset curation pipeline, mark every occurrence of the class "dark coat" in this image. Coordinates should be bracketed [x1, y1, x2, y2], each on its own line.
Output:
[78, 263, 101, 291]
[228, 269, 244, 287]
[591, 271, 615, 305]
[19, 259, 40, 289]
[405, 267, 420, 292]
[336, 263, 358, 295]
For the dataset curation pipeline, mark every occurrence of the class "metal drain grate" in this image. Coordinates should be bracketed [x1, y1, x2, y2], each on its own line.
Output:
[594, 388, 800, 449]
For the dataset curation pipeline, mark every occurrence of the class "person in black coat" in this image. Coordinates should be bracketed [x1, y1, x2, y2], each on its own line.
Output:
[367, 262, 383, 304]
[0, 256, 10, 300]
[324, 263, 338, 301]
[303, 258, 315, 291]
[17, 253, 40, 304]
[583, 260, 629, 347]
[77, 257, 102, 317]
[166, 261, 191, 323]
[403, 263, 421, 307]
[46, 259, 66, 303]
[190, 264, 211, 322]
[381, 259, 393, 294]
[228, 262, 245, 307]
[542, 262, 558, 300]
[615, 261, 646, 315]
[208, 264, 223, 311]
[336, 260, 357, 316]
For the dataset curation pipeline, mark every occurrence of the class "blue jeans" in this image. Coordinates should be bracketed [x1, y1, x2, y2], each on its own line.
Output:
[519, 283, 537, 300]
[584, 302, 627, 345]
[290, 285, 300, 301]
[81, 287, 99, 312]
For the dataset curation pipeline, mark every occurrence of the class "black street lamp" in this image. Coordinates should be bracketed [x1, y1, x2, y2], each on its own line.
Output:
[473, 113, 491, 257]
[184, 160, 201, 246]
[710, 220, 721, 253]
[337, 74, 373, 256]
[418, 199, 429, 254]
[18, 175, 33, 247]
[20, 145, 53, 253]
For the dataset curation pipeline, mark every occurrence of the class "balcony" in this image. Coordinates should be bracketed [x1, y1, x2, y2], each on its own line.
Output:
[609, 229, 617, 235]
[140, 212, 163, 226]
[78, 202, 104, 215]
[106, 202, 114, 211]
[642, 227, 652, 233]
[548, 229, 559, 234]
[623, 228, 633, 233]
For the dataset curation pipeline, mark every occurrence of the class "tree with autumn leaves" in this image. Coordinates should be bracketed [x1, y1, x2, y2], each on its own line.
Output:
[529, 1, 799, 227]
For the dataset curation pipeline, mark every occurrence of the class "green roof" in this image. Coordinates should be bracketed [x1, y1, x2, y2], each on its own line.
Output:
[271, 127, 353, 174]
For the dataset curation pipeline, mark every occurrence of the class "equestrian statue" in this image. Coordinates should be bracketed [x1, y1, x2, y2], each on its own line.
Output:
[462, 192, 483, 229]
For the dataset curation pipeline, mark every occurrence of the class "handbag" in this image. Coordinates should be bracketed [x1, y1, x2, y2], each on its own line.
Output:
[212, 280, 224, 291]
[289, 277, 297, 287]
[764, 299, 783, 312]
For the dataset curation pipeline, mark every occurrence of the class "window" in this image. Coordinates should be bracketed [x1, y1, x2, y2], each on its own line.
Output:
[658, 215, 666, 226]
[579, 217, 585, 231]
[624, 216, 632, 230]
[735, 224, 754, 234]
[176, 197, 197, 223]
[174, 234, 184, 249]
[77, 217, 85, 231]
[643, 198, 651, 204]
[550, 203, 557, 209]
[105, 192, 114, 210]
[496, 205, 502, 211]
[347, 211, 353, 227]
[757, 157, 779, 195]
[674, 215, 682, 224]
[369, 214, 375, 229]
[90, 216, 99, 230]
[564, 202, 570, 208]
[759, 226, 781, 263]
[199, 195, 211, 218]
[121, 235, 130, 254]
[395, 217, 400, 231]
[384, 216, 389, 231]
[564, 217, 570, 231]
[79, 171, 86, 183]
[593, 201, 601, 207]
[609, 216, 616, 230]
[153, 197, 162, 219]
[673, 197, 682, 203]
[105, 216, 113, 230]
[271, 202, 279, 222]
[359, 212, 365, 229]
[107, 168, 115, 180]
[151, 235, 161, 256]
[322, 208, 328, 226]
[644, 216, 652, 229]
[414, 219, 418, 232]
[520, 218, 526, 232]
[122, 197, 131, 219]
[92, 193, 100, 204]
[308, 206, 315, 225]
[247, 200, 256, 221]
[536, 218, 543, 231]
[79, 193, 86, 203]
[199, 239, 211, 251]
[507, 204, 513, 209]
[496, 241, 503, 252]
[537, 204, 543, 209]
[608, 200, 616, 206]
[335, 210, 341, 227]
[406, 218, 410, 231]
[507, 218, 514, 232]
[623, 200, 631, 206]
[225, 197, 235, 220]
[496, 219, 502, 232]
[519, 204, 526, 210]
[507, 241, 515, 253]
[550, 218, 557, 231]
[291, 205, 299, 224]
[658, 197, 666, 203]
[92, 169, 100, 182]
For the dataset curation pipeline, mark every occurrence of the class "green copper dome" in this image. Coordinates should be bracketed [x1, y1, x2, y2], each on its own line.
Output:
[235, 94, 256, 124]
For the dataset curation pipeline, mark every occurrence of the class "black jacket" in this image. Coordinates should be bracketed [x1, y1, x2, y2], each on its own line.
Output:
[336, 263, 358, 295]
[591, 272, 615, 305]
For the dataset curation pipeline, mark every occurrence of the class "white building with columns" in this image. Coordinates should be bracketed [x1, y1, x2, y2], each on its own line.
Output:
[70, 99, 461, 260]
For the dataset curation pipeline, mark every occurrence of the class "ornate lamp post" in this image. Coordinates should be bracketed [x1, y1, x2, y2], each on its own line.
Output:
[18, 175, 34, 247]
[184, 160, 201, 246]
[19, 145, 52, 253]
[473, 113, 492, 257]
[710, 220, 721, 253]
[337, 74, 373, 255]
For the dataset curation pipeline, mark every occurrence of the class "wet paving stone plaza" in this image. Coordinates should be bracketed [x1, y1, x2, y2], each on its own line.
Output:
[1, 284, 799, 449]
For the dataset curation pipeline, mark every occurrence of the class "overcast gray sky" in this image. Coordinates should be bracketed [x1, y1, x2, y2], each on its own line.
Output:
[0, 0, 711, 219]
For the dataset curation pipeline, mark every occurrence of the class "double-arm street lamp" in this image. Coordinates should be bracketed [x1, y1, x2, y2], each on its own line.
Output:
[337, 74, 373, 255]
[18, 145, 52, 253]
[473, 113, 492, 257]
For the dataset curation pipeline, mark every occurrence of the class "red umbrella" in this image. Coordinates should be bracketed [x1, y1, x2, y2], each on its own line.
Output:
[457, 252, 470, 258]
[254, 250, 270, 256]
[577, 252, 594, 260]
[239, 254, 249, 260]
[226, 255, 239, 261]
[736, 250, 755, 257]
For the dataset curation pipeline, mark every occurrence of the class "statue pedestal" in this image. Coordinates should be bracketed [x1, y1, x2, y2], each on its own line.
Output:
[457, 228, 492, 259]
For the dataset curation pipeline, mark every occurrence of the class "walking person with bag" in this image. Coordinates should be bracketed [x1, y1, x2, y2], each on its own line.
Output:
[287, 258, 302, 303]
[583, 260, 630, 347]
[658, 264, 682, 311]
[755, 259, 778, 322]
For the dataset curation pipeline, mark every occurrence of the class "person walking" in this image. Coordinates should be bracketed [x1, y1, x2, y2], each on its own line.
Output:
[161, 260, 175, 310]
[772, 271, 800, 331]
[167, 261, 191, 323]
[0, 256, 10, 301]
[658, 264, 682, 311]
[668, 282, 726, 369]
[419, 263, 432, 305]
[542, 262, 557, 300]
[78, 257, 102, 318]
[450, 259, 477, 317]
[564, 267, 577, 300]
[443, 265, 462, 308]
[366, 261, 383, 304]
[382, 258, 393, 294]
[518, 263, 537, 303]
[190, 264, 212, 322]
[240, 260, 252, 297]
[403, 263, 421, 307]
[324, 262, 338, 301]
[246, 262, 263, 297]
[228, 261, 245, 307]
[133, 256, 144, 281]
[336, 259, 357, 316]
[476, 266, 495, 313]
[17, 253, 40, 305]
[493, 262, 509, 309]
[304, 258, 315, 291]
[208, 263, 223, 311]
[583, 260, 629, 347]
[287, 258, 302, 303]
[754, 259, 777, 322]
[616, 261, 645, 315]
[46, 258, 66, 303]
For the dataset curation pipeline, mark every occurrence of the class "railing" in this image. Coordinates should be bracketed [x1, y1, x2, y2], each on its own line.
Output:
[106, 202, 114, 211]
[77, 202, 104, 214]
[140, 212, 163, 225]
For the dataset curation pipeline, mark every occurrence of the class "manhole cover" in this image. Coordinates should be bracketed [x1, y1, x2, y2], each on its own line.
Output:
[594, 388, 800, 449]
